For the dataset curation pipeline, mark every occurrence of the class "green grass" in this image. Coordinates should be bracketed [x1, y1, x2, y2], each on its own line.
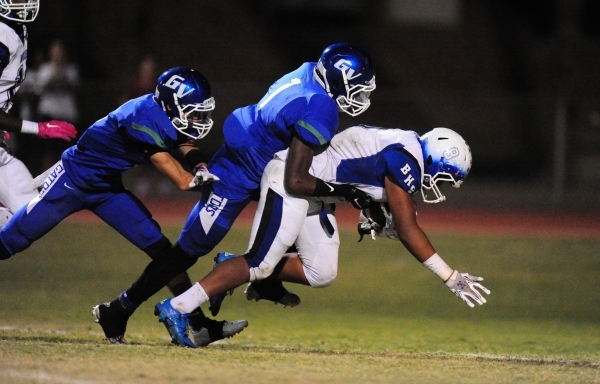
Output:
[0, 222, 599, 383]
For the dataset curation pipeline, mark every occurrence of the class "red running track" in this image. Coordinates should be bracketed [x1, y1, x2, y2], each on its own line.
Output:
[65, 199, 600, 239]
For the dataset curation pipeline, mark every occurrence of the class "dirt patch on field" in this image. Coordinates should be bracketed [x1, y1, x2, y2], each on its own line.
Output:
[65, 198, 600, 238]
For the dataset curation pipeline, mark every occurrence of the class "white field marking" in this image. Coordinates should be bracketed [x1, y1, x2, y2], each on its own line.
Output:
[462, 353, 599, 368]
[0, 369, 99, 384]
[0, 325, 69, 334]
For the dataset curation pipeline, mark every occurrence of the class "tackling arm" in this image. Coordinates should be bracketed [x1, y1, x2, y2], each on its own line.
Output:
[149, 151, 194, 191]
[284, 132, 371, 208]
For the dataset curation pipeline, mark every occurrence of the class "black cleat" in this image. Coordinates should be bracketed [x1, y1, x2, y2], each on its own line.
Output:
[92, 300, 130, 344]
[244, 280, 301, 307]
[191, 317, 248, 347]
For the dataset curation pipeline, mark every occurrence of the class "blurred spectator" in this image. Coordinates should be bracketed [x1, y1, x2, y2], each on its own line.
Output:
[18, 49, 45, 122]
[31, 40, 80, 174]
[120, 55, 159, 104]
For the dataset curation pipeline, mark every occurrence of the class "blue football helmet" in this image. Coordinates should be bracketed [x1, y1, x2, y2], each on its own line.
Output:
[0, 0, 39, 22]
[154, 67, 215, 140]
[420, 128, 472, 203]
[314, 42, 376, 116]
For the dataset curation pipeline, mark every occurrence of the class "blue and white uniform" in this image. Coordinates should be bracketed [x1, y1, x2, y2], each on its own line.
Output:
[0, 94, 185, 255]
[0, 20, 33, 224]
[177, 62, 339, 256]
[245, 125, 424, 285]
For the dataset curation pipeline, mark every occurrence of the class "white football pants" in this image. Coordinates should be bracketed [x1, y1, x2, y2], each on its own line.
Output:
[246, 158, 340, 287]
[0, 146, 38, 227]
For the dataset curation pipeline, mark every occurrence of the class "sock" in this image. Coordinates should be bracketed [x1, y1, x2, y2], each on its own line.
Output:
[118, 291, 138, 313]
[171, 282, 209, 314]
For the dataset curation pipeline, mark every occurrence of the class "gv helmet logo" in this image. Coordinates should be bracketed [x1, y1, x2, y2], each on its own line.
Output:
[334, 59, 362, 80]
[164, 75, 194, 98]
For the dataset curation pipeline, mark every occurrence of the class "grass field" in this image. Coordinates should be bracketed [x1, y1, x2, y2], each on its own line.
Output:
[0, 217, 599, 383]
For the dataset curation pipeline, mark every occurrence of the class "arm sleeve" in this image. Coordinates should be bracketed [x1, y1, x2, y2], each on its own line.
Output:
[381, 146, 422, 195]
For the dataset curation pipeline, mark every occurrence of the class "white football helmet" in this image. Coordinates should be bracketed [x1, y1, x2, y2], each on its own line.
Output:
[420, 127, 472, 203]
[0, 0, 39, 22]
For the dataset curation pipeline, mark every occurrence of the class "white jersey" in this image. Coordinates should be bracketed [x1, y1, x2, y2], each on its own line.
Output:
[0, 21, 27, 112]
[276, 125, 425, 202]
[0, 21, 27, 146]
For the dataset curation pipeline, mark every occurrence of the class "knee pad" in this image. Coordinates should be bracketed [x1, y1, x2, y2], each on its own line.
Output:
[244, 254, 275, 282]
[305, 264, 337, 288]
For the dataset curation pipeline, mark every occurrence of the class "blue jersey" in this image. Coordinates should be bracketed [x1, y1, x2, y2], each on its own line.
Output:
[62, 94, 182, 191]
[209, 62, 339, 196]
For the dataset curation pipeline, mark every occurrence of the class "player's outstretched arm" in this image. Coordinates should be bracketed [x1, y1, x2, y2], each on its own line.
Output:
[150, 151, 195, 190]
[384, 176, 490, 307]
[0, 111, 77, 142]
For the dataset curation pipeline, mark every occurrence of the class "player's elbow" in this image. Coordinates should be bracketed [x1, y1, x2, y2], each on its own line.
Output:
[173, 179, 192, 191]
[283, 176, 304, 195]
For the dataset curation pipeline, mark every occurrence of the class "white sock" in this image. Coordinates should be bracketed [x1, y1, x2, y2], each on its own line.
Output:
[170, 282, 209, 314]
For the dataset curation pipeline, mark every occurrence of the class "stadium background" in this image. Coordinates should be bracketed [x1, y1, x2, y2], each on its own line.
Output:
[14, 0, 600, 211]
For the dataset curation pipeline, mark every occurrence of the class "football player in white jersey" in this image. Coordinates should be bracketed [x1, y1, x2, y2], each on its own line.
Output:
[0, 0, 77, 228]
[207, 126, 490, 315]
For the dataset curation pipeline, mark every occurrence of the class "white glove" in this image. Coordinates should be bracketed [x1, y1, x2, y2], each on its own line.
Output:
[189, 166, 220, 188]
[445, 270, 490, 308]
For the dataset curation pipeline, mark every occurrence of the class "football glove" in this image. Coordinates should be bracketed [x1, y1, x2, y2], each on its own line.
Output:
[357, 203, 399, 241]
[341, 185, 372, 210]
[38, 120, 77, 141]
[444, 270, 490, 308]
[189, 165, 220, 188]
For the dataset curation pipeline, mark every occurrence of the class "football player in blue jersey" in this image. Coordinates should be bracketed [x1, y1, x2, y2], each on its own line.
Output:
[95, 42, 377, 347]
[0, 0, 77, 228]
[212, 126, 490, 319]
[0, 66, 248, 345]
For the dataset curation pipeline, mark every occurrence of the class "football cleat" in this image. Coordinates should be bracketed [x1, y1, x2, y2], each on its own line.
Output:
[154, 298, 196, 348]
[92, 301, 130, 344]
[244, 280, 301, 308]
[191, 318, 249, 347]
[208, 252, 238, 316]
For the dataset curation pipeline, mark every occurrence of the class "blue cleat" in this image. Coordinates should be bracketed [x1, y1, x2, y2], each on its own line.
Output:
[154, 298, 196, 348]
[208, 252, 238, 316]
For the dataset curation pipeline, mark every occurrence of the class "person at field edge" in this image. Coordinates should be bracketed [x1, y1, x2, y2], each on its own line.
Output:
[0, 0, 77, 229]
[209, 126, 490, 316]
[96, 42, 377, 348]
[0, 66, 249, 346]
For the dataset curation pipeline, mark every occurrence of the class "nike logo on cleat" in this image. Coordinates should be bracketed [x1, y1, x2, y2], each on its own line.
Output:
[323, 182, 334, 192]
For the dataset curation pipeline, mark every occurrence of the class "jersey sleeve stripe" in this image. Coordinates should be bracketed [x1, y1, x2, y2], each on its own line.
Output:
[297, 120, 327, 145]
[131, 123, 167, 149]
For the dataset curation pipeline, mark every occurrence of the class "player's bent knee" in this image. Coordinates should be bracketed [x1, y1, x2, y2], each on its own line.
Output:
[306, 266, 337, 288]
[143, 236, 172, 260]
[247, 260, 275, 281]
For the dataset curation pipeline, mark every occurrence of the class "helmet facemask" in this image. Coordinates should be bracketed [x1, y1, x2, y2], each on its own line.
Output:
[0, 0, 39, 22]
[335, 73, 376, 117]
[421, 172, 463, 203]
[171, 95, 215, 140]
